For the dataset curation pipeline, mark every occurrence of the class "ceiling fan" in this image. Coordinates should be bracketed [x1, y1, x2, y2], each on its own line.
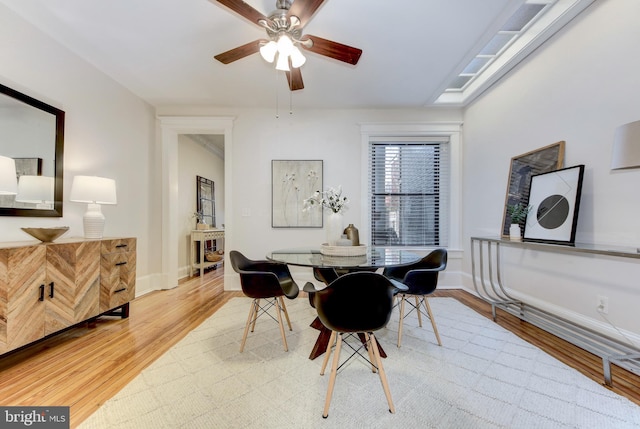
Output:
[213, 0, 363, 91]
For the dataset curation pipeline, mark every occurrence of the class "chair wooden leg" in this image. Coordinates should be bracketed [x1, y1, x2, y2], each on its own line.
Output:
[422, 297, 442, 346]
[250, 299, 260, 332]
[415, 295, 423, 327]
[369, 333, 395, 414]
[320, 330, 336, 375]
[240, 299, 257, 352]
[275, 297, 289, 352]
[323, 333, 342, 418]
[365, 333, 377, 373]
[279, 296, 293, 331]
[397, 295, 406, 348]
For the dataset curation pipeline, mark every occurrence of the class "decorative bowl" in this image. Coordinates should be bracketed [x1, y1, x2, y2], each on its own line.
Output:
[320, 243, 367, 257]
[21, 227, 70, 242]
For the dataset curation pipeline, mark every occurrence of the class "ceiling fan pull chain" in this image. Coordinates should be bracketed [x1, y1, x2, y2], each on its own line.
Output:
[275, 69, 280, 119]
[289, 89, 293, 115]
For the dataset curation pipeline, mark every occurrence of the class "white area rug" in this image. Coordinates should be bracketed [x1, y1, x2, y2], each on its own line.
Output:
[79, 297, 640, 428]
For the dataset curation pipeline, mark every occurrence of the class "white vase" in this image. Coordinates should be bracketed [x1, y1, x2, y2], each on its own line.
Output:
[509, 223, 522, 241]
[325, 212, 343, 246]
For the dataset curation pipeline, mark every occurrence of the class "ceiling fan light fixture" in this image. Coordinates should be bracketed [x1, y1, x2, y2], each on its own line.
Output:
[275, 53, 290, 71]
[259, 40, 278, 63]
[276, 34, 294, 56]
[290, 46, 306, 68]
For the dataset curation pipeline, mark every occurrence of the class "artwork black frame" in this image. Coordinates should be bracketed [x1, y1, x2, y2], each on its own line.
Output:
[523, 165, 585, 245]
[196, 175, 215, 228]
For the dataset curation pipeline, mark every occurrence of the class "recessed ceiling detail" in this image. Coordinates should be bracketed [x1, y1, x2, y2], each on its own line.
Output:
[435, 0, 596, 106]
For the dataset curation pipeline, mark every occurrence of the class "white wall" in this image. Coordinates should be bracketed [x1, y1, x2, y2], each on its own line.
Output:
[462, 0, 640, 339]
[177, 135, 224, 277]
[156, 106, 464, 288]
[0, 5, 158, 295]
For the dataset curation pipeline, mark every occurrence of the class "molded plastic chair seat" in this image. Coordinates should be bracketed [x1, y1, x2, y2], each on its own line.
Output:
[229, 250, 300, 352]
[382, 248, 447, 348]
[306, 271, 404, 418]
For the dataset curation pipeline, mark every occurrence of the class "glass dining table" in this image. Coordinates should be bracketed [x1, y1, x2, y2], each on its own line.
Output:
[267, 246, 422, 359]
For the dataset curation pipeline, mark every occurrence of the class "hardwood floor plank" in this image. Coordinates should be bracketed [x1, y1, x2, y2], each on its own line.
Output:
[0, 266, 637, 428]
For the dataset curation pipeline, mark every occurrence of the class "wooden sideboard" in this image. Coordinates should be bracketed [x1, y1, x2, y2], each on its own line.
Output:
[0, 237, 136, 355]
[190, 229, 224, 277]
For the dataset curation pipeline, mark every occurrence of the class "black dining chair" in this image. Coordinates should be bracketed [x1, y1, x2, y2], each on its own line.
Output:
[382, 248, 447, 348]
[229, 250, 300, 352]
[305, 271, 404, 418]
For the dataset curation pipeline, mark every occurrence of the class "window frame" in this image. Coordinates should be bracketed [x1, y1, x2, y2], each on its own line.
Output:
[360, 122, 463, 250]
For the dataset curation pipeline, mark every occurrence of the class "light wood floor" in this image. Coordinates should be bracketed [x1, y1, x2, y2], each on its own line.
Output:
[0, 266, 638, 428]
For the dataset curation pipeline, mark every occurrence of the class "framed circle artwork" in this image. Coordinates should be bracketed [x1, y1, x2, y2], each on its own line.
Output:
[523, 165, 585, 245]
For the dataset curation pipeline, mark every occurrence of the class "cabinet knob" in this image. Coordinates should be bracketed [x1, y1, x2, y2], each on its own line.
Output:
[49, 282, 55, 299]
[116, 244, 128, 248]
[116, 261, 127, 266]
[39, 284, 45, 301]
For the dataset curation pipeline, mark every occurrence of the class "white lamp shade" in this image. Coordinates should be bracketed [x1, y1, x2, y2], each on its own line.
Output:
[259, 41, 277, 63]
[0, 155, 18, 195]
[275, 52, 290, 71]
[611, 120, 640, 170]
[15, 175, 54, 203]
[70, 175, 117, 204]
[276, 34, 294, 56]
[290, 46, 306, 68]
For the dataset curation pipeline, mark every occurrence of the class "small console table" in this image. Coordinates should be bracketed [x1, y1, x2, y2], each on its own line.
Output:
[190, 229, 225, 277]
[471, 236, 640, 386]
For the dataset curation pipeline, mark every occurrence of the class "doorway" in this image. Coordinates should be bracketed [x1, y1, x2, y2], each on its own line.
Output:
[158, 116, 234, 290]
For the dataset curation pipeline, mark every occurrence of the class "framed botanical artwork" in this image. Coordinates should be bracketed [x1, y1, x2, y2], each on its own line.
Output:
[523, 165, 585, 245]
[272, 160, 323, 228]
[501, 141, 565, 237]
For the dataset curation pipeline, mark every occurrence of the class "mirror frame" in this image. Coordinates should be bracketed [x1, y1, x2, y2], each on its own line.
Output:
[0, 82, 65, 217]
[196, 175, 215, 228]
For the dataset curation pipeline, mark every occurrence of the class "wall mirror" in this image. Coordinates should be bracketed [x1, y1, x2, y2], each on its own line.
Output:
[0, 82, 64, 217]
[196, 175, 215, 228]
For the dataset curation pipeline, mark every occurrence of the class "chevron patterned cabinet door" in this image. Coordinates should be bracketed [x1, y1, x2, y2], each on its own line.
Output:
[45, 241, 101, 336]
[0, 244, 46, 354]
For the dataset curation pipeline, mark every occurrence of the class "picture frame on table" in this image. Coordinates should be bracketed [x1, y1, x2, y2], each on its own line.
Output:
[523, 165, 585, 245]
[501, 141, 565, 237]
[272, 159, 323, 228]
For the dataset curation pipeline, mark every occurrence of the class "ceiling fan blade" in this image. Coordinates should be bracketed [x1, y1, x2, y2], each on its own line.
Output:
[287, 0, 326, 28]
[214, 40, 261, 64]
[286, 67, 304, 91]
[301, 35, 362, 65]
[216, 0, 269, 27]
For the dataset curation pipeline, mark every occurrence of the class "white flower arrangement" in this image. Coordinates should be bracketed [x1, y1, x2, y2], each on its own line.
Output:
[303, 185, 349, 214]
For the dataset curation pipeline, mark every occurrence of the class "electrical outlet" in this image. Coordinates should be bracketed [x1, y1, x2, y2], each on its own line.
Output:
[597, 295, 609, 314]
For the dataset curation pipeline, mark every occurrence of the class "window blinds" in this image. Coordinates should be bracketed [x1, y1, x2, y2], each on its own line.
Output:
[368, 137, 450, 247]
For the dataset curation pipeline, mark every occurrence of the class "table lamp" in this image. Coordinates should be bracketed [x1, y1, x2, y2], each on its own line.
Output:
[611, 119, 640, 170]
[0, 155, 18, 195]
[70, 175, 117, 239]
[15, 175, 54, 209]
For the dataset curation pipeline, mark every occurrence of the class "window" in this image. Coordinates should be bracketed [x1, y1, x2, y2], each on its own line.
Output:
[368, 137, 450, 247]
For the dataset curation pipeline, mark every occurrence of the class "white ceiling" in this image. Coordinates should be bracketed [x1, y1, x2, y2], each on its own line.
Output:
[0, 0, 592, 109]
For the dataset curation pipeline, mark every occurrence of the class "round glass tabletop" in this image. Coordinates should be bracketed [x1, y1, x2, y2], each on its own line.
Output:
[266, 247, 422, 270]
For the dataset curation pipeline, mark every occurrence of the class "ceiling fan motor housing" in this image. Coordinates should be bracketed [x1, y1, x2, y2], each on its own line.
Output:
[263, 5, 302, 43]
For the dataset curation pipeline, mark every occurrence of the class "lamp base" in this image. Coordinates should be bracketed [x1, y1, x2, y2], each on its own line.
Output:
[83, 203, 105, 239]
